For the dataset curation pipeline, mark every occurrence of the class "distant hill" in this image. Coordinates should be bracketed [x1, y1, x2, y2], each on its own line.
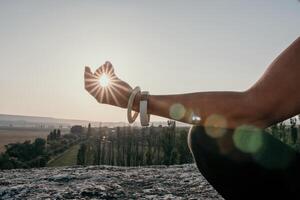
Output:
[0, 114, 189, 128]
[0, 114, 125, 128]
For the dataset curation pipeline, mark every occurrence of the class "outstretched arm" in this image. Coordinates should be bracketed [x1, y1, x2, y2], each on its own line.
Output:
[85, 37, 300, 129]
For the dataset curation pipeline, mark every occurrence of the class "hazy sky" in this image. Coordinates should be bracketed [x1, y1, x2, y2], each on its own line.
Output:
[0, 1, 299, 122]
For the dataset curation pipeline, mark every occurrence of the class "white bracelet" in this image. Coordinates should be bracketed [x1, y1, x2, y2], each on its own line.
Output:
[140, 91, 150, 126]
[127, 86, 140, 124]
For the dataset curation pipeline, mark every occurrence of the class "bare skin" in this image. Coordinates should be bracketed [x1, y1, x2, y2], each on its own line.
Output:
[84, 37, 300, 130]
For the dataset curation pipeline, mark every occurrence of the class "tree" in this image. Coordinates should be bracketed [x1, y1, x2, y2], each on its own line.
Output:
[101, 137, 106, 165]
[279, 122, 286, 142]
[290, 118, 298, 144]
[126, 127, 133, 166]
[0, 154, 14, 169]
[87, 123, 92, 137]
[111, 140, 115, 165]
[177, 130, 193, 164]
[77, 143, 87, 165]
[270, 124, 279, 139]
[33, 138, 46, 156]
[145, 127, 153, 165]
[57, 129, 61, 139]
[145, 149, 153, 165]
[94, 137, 102, 165]
[0, 138, 48, 169]
[162, 121, 176, 166]
[53, 129, 57, 139]
[116, 127, 121, 166]
[140, 128, 145, 166]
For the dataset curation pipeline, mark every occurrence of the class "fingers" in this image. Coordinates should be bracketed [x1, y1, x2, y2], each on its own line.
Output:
[85, 66, 92, 73]
[94, 66, 103, 77]
[105, 61, 115, 75]
[105, 63, 117, 79]
[94, 61, 116, 77]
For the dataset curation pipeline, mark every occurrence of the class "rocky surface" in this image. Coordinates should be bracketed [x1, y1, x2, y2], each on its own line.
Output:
[0, 164, 223, 200]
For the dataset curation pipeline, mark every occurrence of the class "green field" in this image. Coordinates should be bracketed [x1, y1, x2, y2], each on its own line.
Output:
[47, 144, 80, 167]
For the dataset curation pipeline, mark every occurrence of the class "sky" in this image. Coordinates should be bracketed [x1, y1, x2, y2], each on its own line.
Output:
[0, 1, 299, 122]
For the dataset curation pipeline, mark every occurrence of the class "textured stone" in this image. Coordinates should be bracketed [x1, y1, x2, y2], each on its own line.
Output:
[0, 164, 223, 199]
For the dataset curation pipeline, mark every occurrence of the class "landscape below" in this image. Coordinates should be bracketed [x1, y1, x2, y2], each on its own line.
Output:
[0, 119, 194, 169]
[1, 114, 300, 199]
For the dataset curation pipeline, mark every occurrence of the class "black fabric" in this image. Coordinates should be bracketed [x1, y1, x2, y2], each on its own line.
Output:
[188, 125, 300, 200]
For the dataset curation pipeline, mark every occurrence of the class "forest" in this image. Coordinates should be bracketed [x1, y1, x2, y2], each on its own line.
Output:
[77, 121, 193, 166]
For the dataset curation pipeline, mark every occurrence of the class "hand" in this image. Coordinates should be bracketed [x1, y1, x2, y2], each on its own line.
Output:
[84, 61, 133, 108]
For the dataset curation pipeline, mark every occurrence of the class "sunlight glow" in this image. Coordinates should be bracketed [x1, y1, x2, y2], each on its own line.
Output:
[99, 74, 111, 87]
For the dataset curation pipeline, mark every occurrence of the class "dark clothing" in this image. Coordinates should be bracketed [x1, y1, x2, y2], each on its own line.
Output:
[188, 126, 300, 200]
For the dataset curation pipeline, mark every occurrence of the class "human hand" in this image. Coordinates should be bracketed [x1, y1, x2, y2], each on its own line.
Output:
[84, 61, 133, 108]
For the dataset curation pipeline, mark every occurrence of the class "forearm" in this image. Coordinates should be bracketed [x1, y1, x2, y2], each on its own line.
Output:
[133, 91, 260, 129]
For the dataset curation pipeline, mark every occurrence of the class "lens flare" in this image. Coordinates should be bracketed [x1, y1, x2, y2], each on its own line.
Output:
[169, 103, 186, 120]
[233, 125, 263, 154]
[204, 114, 227, 138]
[99, 74, 111, 87]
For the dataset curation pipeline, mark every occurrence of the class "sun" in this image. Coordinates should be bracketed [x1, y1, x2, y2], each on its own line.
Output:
[99, 74, 111, 87]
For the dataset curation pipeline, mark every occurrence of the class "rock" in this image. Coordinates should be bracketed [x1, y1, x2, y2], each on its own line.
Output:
[47, 174, 76, 182]
[0, 164, 223, 199]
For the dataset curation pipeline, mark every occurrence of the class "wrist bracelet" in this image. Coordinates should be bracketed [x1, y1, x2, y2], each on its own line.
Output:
[127, 86, 140, 124]
[140, 91, 150, 126]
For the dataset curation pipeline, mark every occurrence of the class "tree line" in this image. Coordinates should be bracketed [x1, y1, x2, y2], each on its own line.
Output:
[77, 121, 194, 166]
